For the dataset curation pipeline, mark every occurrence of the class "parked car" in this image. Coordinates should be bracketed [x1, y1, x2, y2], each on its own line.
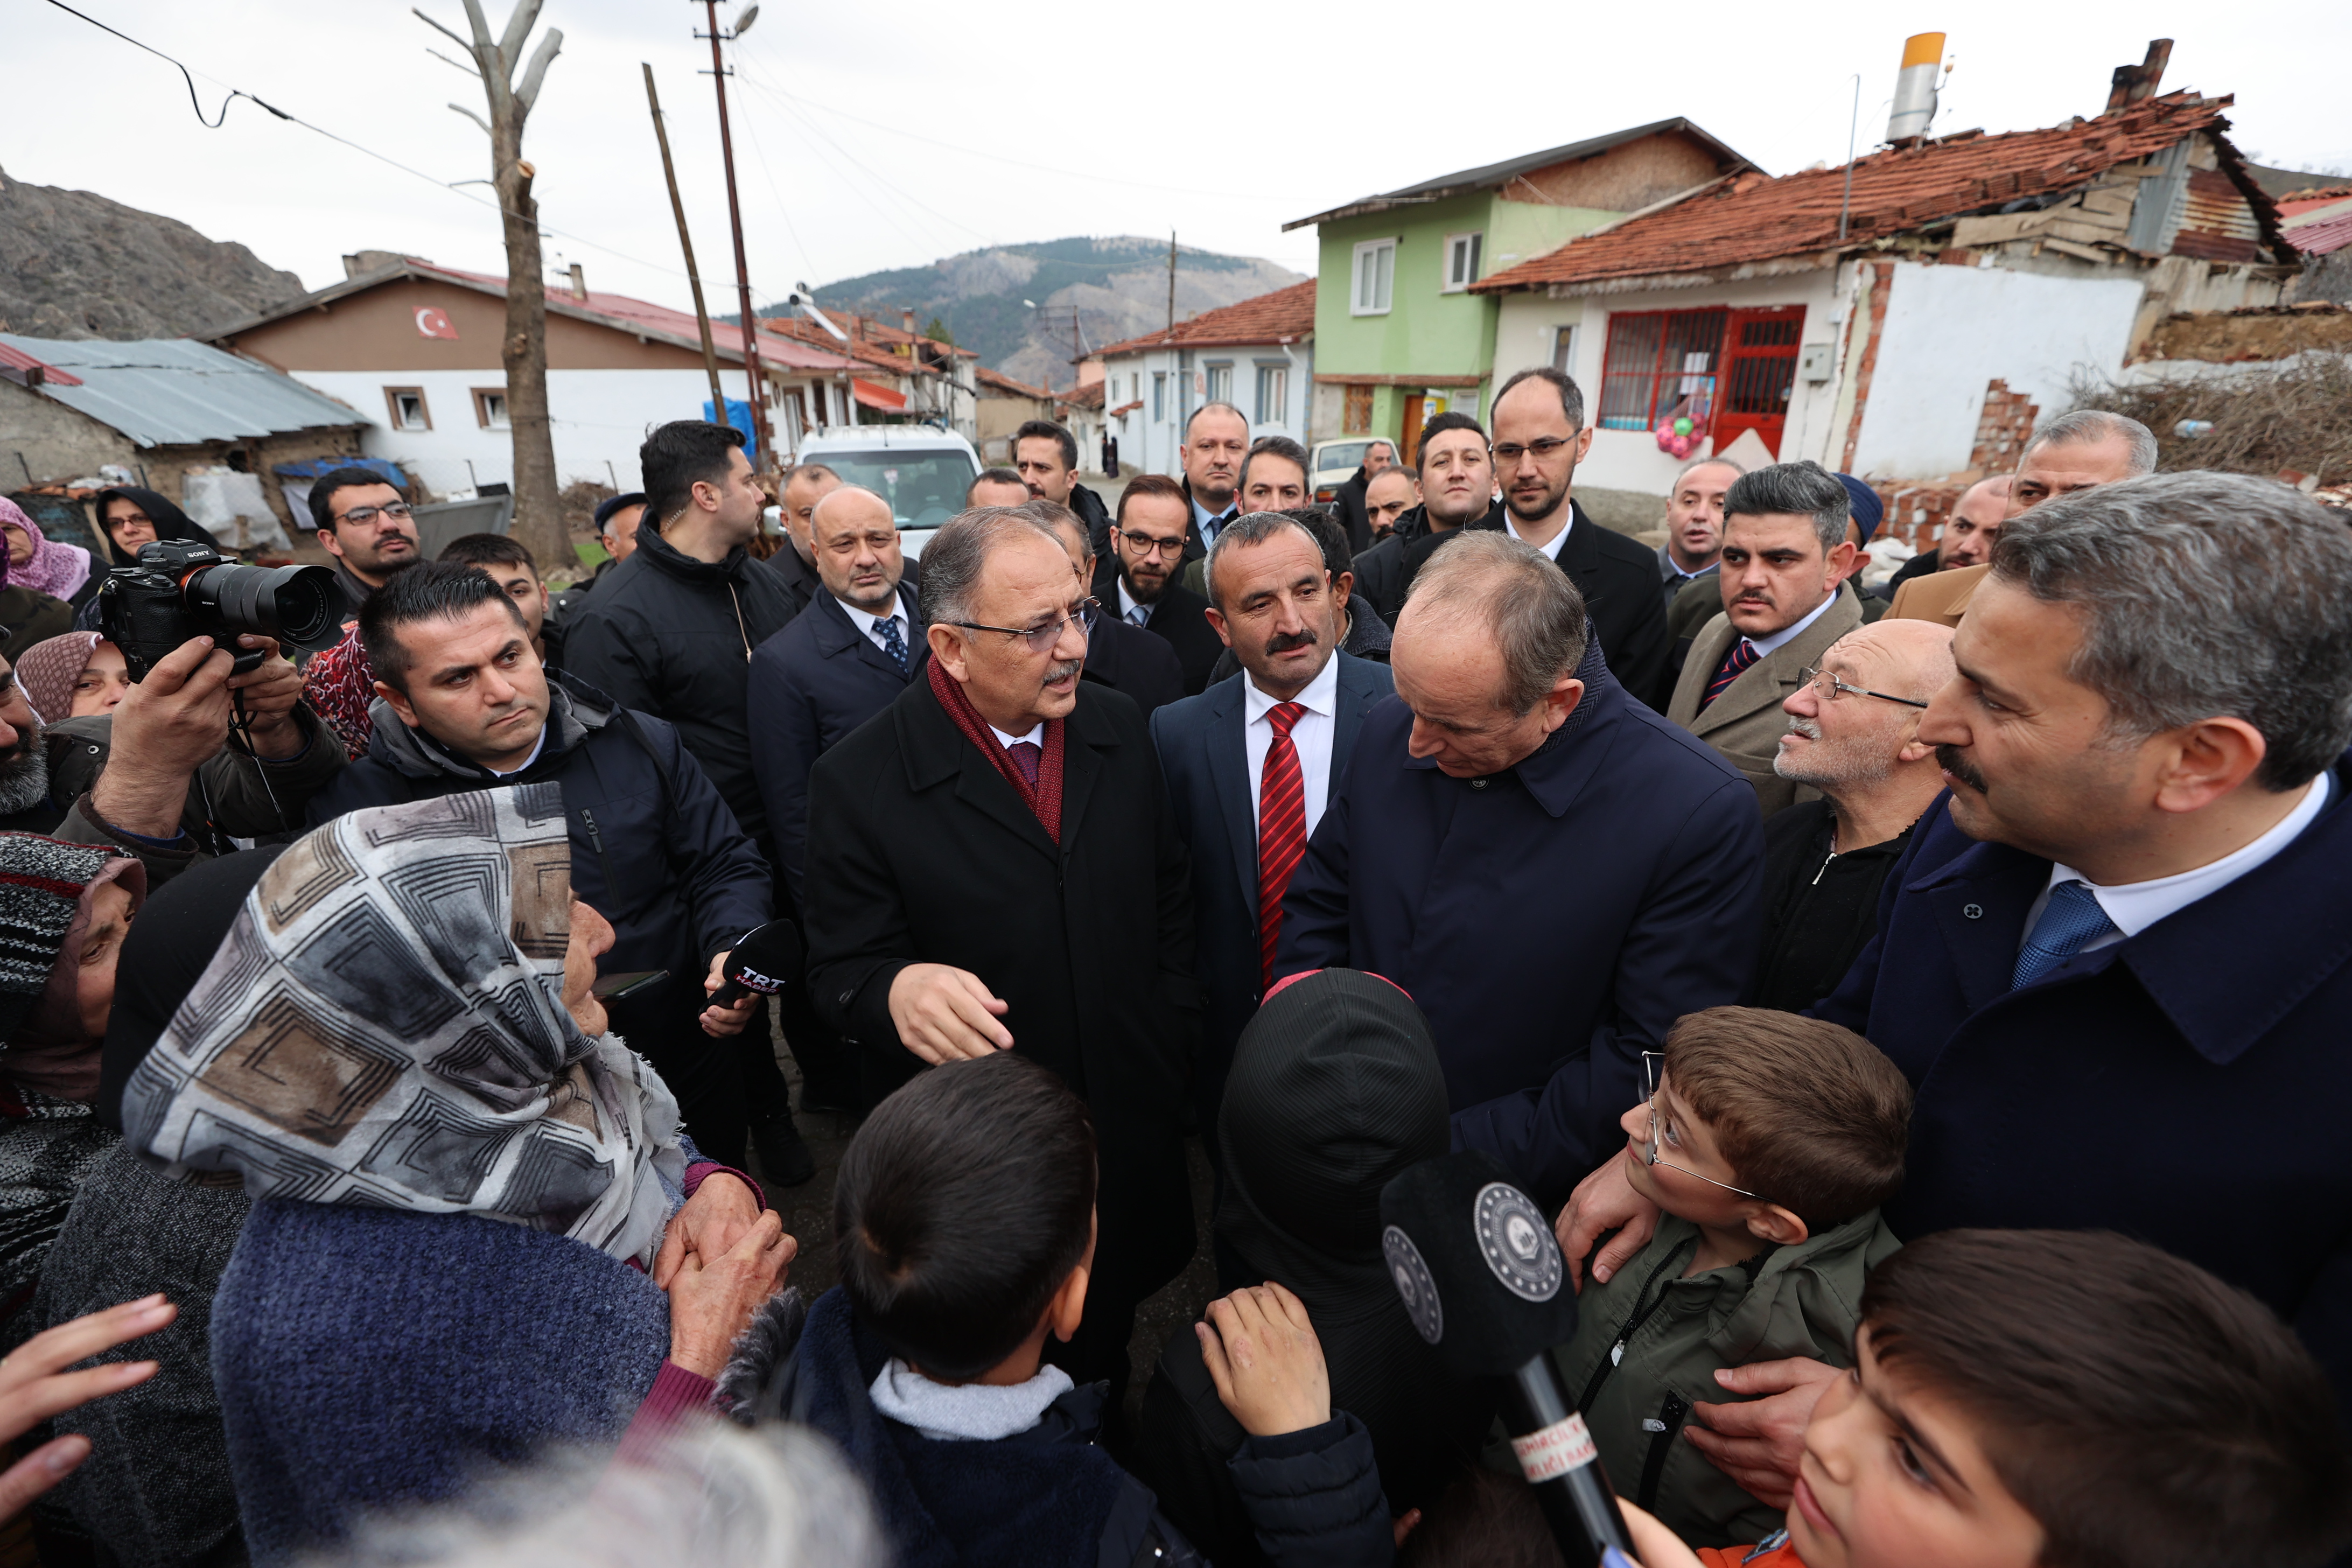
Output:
[795, 426, 981, 558]
[1311, 438, 1378, 502]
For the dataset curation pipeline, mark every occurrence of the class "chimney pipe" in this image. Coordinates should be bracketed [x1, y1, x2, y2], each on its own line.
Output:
[902, 307, 916, 336]
[342, 254, 364, 279]
[1886, 32, 1944, 144]
[569, 263, 587, 302]
[2106, 39, 2172, 113]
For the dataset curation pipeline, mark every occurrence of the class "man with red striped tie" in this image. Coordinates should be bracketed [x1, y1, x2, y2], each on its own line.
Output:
[1149, 512, 1395, 1175]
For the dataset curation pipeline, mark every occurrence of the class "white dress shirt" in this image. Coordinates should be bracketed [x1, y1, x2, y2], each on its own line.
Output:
[1193, 495, 1237, 547]
[1745, 590, 1841, 659]
[1503, 508, 1572, 562]
[987, 720, 1046, 750]
[1244, 654, 1342, 841]
[1118, 578, 1152, 626]
[485, 727, 547, 777]
[836, 593, 911, 661]
[2024, 772, 2332, 957]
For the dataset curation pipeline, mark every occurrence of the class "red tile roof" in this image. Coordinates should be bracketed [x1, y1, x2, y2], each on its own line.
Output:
[1096, 280, 1317, 358]
[976, 366, 1053, 398]
[2280, 185, 2352, 218]
[1475, 94, 2274, 293]
[1054, 381, 1106, 411]
[407, 261, 862, 373]
[2287, 211, 2352, 258]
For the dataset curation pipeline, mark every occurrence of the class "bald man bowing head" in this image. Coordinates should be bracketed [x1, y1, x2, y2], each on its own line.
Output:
[801, 505, 1199, 1406]
[1273, 530, 1763, 1202]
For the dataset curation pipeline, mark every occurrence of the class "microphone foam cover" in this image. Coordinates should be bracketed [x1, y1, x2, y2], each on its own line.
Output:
[723, 918, 804, 996]
[1380, 1149, 1578, 1379]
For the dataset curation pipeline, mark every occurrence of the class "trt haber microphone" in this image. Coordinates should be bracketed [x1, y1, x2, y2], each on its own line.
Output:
[709, 918, 804, 1009]
[1381, 1150, 1634, 1567]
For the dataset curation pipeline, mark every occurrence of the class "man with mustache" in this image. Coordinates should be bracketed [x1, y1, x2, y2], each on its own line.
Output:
[1665, 461, 1868, 817]
[1147, 510, 1394, 1174]
[1751, 618, 1955, 1011]
[802, 505, 1201, 1420]
[1562, 472, 2352, 1505]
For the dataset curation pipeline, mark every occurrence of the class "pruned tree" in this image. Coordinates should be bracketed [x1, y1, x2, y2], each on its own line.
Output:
[417, 0, 566, 569]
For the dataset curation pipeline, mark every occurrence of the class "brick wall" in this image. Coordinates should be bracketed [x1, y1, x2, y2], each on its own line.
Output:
[1870, 378, 2038, 551]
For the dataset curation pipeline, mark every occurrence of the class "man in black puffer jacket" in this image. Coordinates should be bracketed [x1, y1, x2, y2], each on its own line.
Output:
[304, 563, 803, 1181]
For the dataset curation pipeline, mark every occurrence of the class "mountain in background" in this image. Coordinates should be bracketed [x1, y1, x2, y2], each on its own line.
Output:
[0, 167, 308, 340]
[812, 236, 1307, 388]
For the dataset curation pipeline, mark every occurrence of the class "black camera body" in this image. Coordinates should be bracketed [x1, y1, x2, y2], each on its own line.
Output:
[97, 540, 343, 680]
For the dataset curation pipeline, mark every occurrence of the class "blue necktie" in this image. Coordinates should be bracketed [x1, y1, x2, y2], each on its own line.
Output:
[2011, 881, 2119, 989]
[876, 615, 909, 677]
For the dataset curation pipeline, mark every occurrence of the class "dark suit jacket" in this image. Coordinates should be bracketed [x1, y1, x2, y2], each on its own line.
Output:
[1333, 470, 1373, 554]
[1083, 611, 1186, 724]
[803, 680, 1200, 1303]
[1093, 556, 1224, 696]
[758, 541, 821, 619]
[746, 582, 927, 902]
[1815, 759, 2352, 1419]
[1149, 653, 1397, 1144]
[1276, 645, 1763, 1205]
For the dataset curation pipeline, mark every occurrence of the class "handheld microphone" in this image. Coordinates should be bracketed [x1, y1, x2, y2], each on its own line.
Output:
[708, 918, 804, 1010]
[1381, 1151, 1634, 1567]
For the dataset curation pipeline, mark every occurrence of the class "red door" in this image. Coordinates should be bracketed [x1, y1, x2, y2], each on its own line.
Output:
[1714, 307, 1805, 458]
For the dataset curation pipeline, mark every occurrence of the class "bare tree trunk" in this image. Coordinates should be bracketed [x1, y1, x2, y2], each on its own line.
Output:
[421, 0, 565, 570]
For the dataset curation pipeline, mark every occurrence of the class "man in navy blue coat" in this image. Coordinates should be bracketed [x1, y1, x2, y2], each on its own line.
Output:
[1274, 531, 1763, 1202]
[1150, 512, 1396, 1166]
[1561, 473, 2352, 1495]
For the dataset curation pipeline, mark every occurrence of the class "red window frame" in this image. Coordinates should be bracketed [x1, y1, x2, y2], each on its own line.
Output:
[1596, 309, 1728, 432]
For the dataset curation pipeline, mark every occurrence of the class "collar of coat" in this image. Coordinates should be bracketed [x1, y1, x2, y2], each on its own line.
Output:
[893, 675, 1124, 859]
[1399, 638, 1620, 817]
[1900, 751, 2352, 1067]
[1634, 1210, 1900, 1365]
[635, 519, 752, 585]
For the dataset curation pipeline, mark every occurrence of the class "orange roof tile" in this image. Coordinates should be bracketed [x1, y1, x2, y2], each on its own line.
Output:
[1054, 381, 1106, 411]
[1096, 280, 1317, 358]
[976, 366, 1053, 398]
[1474, 94, 2277, 294]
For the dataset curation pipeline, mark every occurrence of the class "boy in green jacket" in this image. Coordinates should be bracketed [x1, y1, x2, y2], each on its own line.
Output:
[1552, 1006, 1910, 1546]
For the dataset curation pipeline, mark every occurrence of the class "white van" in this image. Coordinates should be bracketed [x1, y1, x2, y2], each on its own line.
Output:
[794, 426, 982, 558]
[1311, 438, 1380, 502]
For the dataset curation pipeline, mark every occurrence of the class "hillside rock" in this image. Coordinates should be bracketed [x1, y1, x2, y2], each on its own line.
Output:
[0, 166, 308, 340]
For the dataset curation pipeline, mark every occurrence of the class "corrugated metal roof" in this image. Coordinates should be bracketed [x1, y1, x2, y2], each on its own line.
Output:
[0, 334, 365, 449]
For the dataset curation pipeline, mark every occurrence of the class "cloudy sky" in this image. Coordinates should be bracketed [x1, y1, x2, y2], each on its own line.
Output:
[9, 0, 2347, 323]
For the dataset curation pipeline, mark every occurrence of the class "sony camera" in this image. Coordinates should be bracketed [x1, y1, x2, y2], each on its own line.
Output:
[97, 540, 344, 680]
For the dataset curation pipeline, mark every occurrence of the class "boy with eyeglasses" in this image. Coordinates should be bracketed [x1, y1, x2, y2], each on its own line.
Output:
[1551, 1005, 1910, 1548]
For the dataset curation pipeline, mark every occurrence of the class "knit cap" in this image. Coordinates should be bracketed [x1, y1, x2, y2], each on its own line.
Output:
[0, 835, 131, 1044]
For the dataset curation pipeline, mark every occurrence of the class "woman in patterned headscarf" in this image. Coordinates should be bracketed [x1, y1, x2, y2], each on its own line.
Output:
[120, 784, 794, 1565]
[0, 500, 77, 648]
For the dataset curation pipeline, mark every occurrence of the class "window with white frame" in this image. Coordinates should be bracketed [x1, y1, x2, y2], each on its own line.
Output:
[473, 388, 510, 429]
[1153, 372, 1167, 422]
[1254, 363, 1287, 425]
[1352, 239, 1395, 315]
[1443, 233, 1484, 292]
[1551, 325, 1579, 374]
[385, 387, 431, 431]
[1206, 362, 1233, 405]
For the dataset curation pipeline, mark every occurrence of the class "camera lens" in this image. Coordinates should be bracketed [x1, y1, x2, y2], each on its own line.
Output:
[184, 563, 344, 654]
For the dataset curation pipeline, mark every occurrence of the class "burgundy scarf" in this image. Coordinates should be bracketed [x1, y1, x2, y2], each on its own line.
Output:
[926, 656, 1065, 844]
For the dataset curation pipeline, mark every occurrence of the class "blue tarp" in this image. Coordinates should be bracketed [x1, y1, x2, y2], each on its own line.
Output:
[702, 398, 759, 464]
[272, 456, 410, 487]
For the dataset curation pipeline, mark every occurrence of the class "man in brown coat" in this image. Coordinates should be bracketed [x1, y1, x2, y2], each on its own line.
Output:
[1667, 461, 1865, 816]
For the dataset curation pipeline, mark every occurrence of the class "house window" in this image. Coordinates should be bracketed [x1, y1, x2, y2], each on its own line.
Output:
[1597, 309, 1729, 431]
[385, 387, 431, 432]
[473, 388, 510, 429]
[1206, 363, 1233, 405]
[1254, 365, 1288, 425]
[1443, 233, 1484, 292]
[1343, 384, 1374, 434]
[1352, 239, 1395, 315]
[1551, 325, 1579, 374]
[1153, 372, 1167, 422]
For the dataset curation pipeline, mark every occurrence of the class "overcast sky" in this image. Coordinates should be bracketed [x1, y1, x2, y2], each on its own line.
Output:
[9, 0, 2347, 334]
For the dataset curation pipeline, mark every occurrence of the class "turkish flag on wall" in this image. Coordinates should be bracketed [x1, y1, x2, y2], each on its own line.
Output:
[415, 307, 458, 340]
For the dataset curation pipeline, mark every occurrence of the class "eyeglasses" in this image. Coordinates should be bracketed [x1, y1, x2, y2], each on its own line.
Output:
[1117, 530, 1188, 561]
[1797, 667, 1928, 709]
[951, 598, 1100, 655]
[1637, 1052, 1763, 1200]
[1490, 436, 1576, 463]
[333, 502, 415, 527]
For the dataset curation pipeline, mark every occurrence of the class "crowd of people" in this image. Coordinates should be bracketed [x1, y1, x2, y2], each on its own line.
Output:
[0, 370, 2346, 1568]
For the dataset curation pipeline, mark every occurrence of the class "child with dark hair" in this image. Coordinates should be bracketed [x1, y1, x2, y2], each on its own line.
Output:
[1555, 1007, 1912, 1545]
[1618, 1228, 2352, 1568]
[737, 1052, 1394, 1568]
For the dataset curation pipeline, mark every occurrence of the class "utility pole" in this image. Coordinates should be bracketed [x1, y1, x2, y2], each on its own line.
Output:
[418, 0, 565, 567]
[1166, 230, 1177, 339]
[696, 1, 774, 468]
[644, 64, 726, 419]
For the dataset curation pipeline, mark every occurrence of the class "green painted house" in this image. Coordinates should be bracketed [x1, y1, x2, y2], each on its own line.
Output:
[1286, 118, 1749, 459]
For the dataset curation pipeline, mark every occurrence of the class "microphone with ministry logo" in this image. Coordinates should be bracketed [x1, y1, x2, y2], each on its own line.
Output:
[708, 919, 806, 1010]
[1381, 1150, 1634, 1566]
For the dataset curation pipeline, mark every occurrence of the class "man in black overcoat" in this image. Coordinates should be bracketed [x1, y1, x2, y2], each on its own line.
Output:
[803, 505, 1200, 1407]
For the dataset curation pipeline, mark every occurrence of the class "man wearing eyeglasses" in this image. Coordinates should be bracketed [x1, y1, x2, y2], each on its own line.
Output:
[802, 505, 1200, 1417]
[307, 466, 423, 625]
[1665, 460, 1868, 817]
[1094, 473, 1223, 696]
[1752, 620, 1956, 1011]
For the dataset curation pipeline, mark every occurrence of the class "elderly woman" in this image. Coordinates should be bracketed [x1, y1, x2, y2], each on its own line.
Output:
[0, 500, 76, 648]
[120, 784, 792, 1565]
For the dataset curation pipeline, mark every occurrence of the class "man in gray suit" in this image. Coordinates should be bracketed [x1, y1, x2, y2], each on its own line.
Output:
[1149, 511, 1394, 1168]
[1665, 461, 1866, 817]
